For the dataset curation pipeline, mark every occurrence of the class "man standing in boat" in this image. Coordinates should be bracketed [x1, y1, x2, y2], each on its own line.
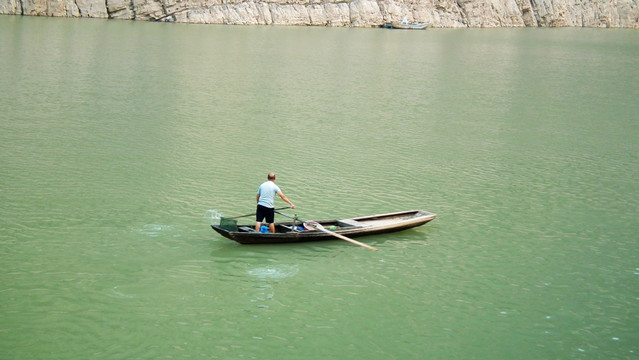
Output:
[255, 173, 295, 233]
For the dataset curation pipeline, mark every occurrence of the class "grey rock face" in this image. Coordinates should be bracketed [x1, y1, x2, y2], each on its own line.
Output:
[2, 0, 638, 28]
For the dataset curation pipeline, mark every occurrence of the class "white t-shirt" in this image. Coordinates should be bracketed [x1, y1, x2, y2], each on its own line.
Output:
[257, 181, 281, 208]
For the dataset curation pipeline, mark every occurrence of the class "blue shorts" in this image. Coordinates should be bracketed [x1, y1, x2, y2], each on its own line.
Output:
[256, 205, 275, 223]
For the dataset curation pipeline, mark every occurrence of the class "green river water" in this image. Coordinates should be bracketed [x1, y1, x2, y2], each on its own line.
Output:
[1, 15, 638, 359]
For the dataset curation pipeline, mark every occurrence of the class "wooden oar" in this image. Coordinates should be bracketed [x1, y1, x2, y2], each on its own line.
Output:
[275, 211, 378, 251]
[227, 206, 290, 219]
[308, 221, 379, 251]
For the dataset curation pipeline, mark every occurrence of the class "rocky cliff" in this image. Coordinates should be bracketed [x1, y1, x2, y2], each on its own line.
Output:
[2, 0, 638, 28]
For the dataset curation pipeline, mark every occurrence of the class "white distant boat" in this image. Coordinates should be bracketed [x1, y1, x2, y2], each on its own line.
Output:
[385, 16, 429, 30]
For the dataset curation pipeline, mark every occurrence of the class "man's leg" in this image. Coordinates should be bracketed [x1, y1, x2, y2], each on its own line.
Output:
[255, 205, 264, 232]
[266, 207, 276, 233]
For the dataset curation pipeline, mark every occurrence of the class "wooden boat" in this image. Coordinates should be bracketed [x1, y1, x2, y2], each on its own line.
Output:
[210, 210, 436, 245]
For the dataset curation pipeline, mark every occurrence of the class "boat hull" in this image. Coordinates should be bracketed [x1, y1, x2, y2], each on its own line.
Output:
[210, 210, 436, 245]
[384, 22, 429, 30]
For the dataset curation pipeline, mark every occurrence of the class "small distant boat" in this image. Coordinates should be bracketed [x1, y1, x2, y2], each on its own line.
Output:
[385, 16, 429, 30]
[211, 210, 436, 245]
